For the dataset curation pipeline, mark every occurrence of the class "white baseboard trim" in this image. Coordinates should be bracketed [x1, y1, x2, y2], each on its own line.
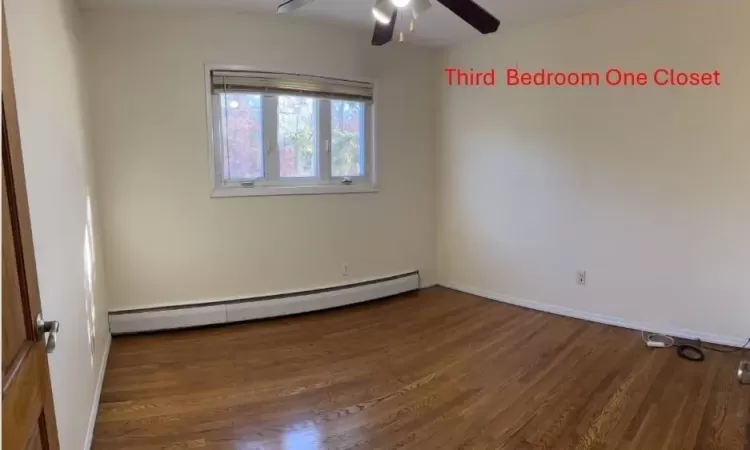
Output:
[440, 281, 748, 348]
[109, 272, 419, 334]
[85, 333, 111, 450]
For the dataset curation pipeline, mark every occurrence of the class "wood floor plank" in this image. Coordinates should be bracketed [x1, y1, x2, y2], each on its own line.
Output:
[92, 287, 749, 449]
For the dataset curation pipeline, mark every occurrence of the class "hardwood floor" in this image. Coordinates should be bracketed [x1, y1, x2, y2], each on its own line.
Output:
[92, 287, 749, 449]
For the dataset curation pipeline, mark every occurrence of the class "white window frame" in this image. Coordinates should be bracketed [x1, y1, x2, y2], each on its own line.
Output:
[205, 64, 377, 198]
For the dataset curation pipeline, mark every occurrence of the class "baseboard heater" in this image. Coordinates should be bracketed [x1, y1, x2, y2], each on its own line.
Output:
[109, 271, 420, 334]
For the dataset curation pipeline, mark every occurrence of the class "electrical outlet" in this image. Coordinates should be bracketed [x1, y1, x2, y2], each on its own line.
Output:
[342, 264, 349, 277]
[577, 271, 586, 285]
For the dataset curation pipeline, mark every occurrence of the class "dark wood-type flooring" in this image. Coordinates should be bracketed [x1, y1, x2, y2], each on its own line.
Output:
[93, 287, 750, 449]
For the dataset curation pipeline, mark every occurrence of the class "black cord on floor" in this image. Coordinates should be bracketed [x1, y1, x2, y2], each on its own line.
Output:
[674, 337, 750, 362]
[696, 337, 750, 353]
[676, 345, 705, 362]
[643, 329, 750, 362]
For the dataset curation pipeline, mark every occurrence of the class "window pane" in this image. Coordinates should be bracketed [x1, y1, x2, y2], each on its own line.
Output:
[331, 100, 364, 177]
[278, 96, 317, 178]
[221, 93, 263, 180]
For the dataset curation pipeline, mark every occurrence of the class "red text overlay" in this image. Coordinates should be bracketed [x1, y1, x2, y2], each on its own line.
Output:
[443, 68, 721, 87]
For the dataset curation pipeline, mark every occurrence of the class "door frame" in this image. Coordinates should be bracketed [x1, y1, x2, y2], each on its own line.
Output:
[2, 7, 61, 450]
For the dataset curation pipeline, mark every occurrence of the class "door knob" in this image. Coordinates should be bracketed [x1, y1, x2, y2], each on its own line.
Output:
[36, 313, 60, 354]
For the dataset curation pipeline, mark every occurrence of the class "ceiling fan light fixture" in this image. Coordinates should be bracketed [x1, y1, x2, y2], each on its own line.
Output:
[279, 0, 499, 47]
[372, 0, 395, 24]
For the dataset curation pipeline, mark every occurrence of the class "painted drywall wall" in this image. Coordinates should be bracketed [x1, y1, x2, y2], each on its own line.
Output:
[5, 0, 110, 448]
[82, 10, 438, 310]
[438, 0, 750, 342]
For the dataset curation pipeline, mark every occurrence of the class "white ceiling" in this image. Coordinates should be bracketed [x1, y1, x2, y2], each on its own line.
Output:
[77, 0, 635, 46]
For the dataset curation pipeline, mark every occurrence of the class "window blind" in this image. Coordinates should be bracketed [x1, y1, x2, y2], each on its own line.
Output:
[211, 70, 373, 102]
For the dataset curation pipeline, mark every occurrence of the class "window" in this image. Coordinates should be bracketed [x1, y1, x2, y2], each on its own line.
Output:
[207, 68, 375, 197]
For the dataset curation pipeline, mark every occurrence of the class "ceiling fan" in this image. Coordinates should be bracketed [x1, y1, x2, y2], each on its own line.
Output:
[276, 0, 500, 46]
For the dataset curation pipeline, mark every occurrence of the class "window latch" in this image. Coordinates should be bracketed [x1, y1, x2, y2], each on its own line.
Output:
[341, 178, 353, 185]
[240, 181, 255, 188]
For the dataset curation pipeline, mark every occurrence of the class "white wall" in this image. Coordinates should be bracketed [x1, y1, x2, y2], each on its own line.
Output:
[438, 1, 750, 343]
[5, 0, 110, 448]
[82, 10, 438, 310]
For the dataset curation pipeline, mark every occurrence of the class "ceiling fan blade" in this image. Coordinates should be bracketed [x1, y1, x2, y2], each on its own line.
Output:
[277, 0, 314, 13]
[435, 0, 499, 34]
[371, 9, 397, 46]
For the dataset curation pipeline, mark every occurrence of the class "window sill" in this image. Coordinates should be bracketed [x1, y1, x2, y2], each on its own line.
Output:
[211, 184, 378, 198]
